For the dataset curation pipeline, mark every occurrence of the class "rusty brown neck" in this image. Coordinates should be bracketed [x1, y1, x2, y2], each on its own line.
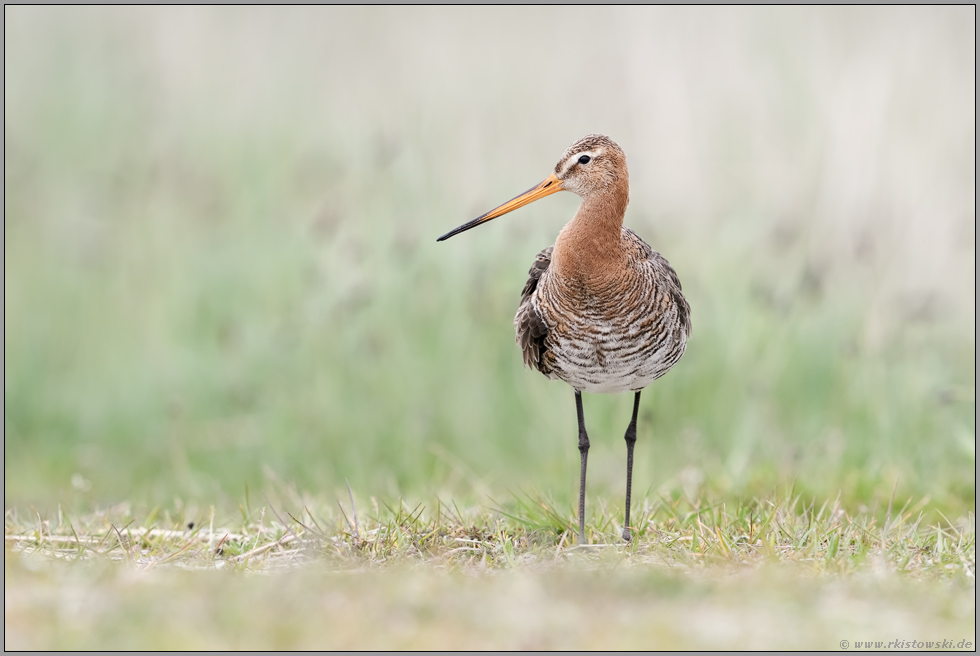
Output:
[552, 184, 630, 284]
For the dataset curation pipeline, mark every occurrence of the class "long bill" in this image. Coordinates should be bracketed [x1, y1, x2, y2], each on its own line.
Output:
[436, 173, 564, 242]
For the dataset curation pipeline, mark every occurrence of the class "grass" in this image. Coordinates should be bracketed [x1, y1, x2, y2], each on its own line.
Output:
[4, 6, 976, 650]
[8, 489, 975, 579]
[5, 489, 975, 649]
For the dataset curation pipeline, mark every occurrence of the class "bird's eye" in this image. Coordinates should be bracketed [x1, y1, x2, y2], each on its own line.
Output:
[578, 155, 591, 165]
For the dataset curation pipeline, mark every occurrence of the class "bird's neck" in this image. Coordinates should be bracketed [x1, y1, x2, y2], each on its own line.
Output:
[552, 186, 629, 283]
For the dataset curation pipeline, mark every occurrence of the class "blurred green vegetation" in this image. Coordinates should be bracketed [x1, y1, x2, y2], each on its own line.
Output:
[4, 7, 975, 516]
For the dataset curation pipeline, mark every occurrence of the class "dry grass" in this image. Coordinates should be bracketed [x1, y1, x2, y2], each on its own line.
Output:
[5, 493, 975, 649]
[6, 490, 975, 577]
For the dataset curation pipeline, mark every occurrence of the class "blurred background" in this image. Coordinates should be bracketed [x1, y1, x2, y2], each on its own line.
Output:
[4, 7, 975, 514]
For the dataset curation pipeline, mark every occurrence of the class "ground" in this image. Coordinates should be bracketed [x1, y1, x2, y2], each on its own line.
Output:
[5, 493, 975, 650]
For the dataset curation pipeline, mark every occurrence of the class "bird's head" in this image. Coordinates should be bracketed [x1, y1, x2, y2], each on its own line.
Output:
[552, 134, 628, 198]
[436, 134, 627, 242]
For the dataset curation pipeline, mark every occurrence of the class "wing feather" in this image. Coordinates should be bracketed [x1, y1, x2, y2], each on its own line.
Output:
[514, 246, 553, 371]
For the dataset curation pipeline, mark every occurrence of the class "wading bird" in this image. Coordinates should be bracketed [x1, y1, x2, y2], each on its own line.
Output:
[437, 135, 691, 544]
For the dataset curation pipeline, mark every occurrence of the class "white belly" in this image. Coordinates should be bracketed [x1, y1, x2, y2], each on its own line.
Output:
[546, 327, 687, 393]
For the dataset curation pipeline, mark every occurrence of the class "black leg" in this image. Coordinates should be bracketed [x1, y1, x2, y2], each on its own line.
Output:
[623, 390, 641, 541]
[575, 390, 590, 545]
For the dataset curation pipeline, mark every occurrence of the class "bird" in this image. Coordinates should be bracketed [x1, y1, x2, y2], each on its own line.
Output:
[437, 134, 691, 545]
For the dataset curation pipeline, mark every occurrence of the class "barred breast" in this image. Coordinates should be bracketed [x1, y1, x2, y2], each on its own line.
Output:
[515, 227, 691, 394]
